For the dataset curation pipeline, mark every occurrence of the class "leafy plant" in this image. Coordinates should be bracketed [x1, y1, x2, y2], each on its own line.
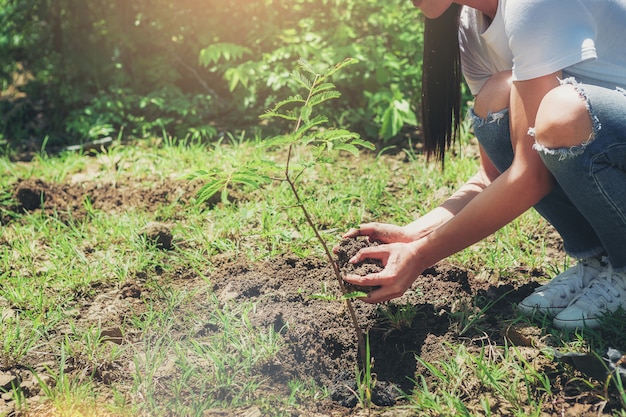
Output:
[259, 57, 374, 365]
[194, 57, 373, 364]
[190, 158, 273, 206]
[377, 302, 421, 332]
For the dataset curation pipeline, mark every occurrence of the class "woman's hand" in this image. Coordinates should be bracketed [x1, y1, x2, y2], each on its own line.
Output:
[341, 222, 413, 244]
[343, 241, 424, 303]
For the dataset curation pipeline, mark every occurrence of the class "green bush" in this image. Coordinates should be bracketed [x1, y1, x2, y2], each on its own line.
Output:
[201, 0, 425, 139]
[0, 0, 425, 147]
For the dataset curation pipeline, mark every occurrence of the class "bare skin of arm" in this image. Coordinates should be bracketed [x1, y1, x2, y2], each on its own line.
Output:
[343, 147, 498, 244]
[406, 145, 502, 238]
[342, 71, 511, 245]
[345, 72, 561, 303]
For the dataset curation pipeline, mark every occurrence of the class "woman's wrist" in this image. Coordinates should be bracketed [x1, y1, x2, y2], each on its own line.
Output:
[403, 209, 453, 241]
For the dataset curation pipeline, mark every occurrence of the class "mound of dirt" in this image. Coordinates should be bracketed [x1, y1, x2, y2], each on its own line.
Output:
[9, 177, 205, 222]
[206, 246, 540, 410]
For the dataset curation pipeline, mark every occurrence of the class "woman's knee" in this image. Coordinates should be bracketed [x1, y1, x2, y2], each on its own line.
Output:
[473, 71, 513, 119]
[533, 84, 593, 149]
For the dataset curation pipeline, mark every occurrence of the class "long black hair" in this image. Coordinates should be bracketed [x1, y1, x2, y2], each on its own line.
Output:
[421, 4, 462, 164]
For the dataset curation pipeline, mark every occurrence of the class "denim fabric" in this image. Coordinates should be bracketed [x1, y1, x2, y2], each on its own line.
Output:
[469, 107, 607, 265]
[534, 82, 626, 271]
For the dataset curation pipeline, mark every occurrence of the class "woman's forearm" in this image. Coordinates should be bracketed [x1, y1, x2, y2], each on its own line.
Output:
[415, 75, 559, 268]
[403, 169, 491, 240]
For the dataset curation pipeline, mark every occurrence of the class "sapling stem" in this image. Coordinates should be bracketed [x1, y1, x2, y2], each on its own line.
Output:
[284, 152, 366, 367]
[283, 73, 367, 369]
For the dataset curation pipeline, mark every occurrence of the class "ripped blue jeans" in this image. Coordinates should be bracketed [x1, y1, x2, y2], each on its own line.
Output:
[470, 79, 626, 271]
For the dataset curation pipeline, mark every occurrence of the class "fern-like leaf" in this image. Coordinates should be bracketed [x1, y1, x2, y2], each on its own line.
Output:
[297, 57, 317, 75]
[311, 82, 337, 95]
[294, 115, 329, 141]
[195, 166, 271, 205]
[259, 95, 305, 121]
[291, 71, 313, 90]
[264, 134, 297, 148]
[308, 90, 342, 108]
[199, 43, 252, 66]
[323, 57, 359, 78]
[196, 178, 227, 204]
[261, 111, 299, 122]
[350, 138, 376, 150]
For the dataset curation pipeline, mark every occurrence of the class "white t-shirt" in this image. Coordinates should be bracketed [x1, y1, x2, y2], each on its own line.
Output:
[459, 0, 626, 95]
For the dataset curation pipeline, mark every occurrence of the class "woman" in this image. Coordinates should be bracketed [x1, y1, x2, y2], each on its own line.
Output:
[340, 0, 626, 329]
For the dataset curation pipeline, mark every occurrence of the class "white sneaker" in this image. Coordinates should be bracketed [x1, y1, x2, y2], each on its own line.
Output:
[553, 266, 626, 329]
[518, 257, 606, 318]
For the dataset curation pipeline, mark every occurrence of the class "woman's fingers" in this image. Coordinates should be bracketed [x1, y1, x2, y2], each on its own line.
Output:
[344, 272, 407, 304]
[347, 245, 389, 264]
[341, 227, 362, 239]
[341, 223, 385, 238]
[344, 271, 387, 287]
[342, 241, 422, 304]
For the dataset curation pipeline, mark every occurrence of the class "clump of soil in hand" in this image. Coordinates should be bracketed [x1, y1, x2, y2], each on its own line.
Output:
[335, 237, 383, 294]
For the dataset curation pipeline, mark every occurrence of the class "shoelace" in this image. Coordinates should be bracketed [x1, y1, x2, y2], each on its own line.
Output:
[569, 266, 626, 309]
[541, 262, 588, 295]
[540, 258, 606, 296]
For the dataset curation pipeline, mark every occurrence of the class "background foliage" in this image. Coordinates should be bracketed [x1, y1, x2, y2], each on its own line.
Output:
[0, 0, 426, 148]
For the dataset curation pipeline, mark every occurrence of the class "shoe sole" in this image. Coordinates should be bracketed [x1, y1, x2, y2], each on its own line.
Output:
[517, 303, 565, 318]
[553, 317, 600, 330]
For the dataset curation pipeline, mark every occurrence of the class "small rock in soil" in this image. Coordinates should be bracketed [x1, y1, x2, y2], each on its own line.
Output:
[0, 402, 14, 416]
[0, 373, 17, 391]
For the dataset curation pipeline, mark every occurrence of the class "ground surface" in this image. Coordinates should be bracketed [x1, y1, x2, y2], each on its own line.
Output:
[3, 175, 624, 416]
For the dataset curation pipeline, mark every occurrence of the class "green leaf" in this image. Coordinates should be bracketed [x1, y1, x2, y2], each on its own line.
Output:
[341, 291, 368, 300]
[233, 172, 271, 188]
[297, 57, 318, 75]
[293, 115, 328, 141]
[199, 43, 252, 67]
[319, 128, 360, 143]
[394, 99, 418, 125]
[311, 82, 336, 95]
[291, 71, 313, 90]
[323, 57, 359, 79]
[224, 67, 250, 92]
[259, 95, 306, 119]
[333, 143, 360, 156]
[308, 90, 341, 108]
[350, 138, 375, 150]
[260, 111, 299, 122]
[196, 178, 226, 204]
[380, 106, 402, 140]
[264, 135, 298, 148]
[186, 169, 209, 180]
[300, 105, 312, 123]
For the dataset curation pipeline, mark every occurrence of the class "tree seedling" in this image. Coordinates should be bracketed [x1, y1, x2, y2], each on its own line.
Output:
[260, 57, 374, 366]
[192, 57, 374, 368]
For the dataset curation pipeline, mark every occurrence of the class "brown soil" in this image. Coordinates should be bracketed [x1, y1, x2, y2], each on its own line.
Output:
[3, 176, 625, 416]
